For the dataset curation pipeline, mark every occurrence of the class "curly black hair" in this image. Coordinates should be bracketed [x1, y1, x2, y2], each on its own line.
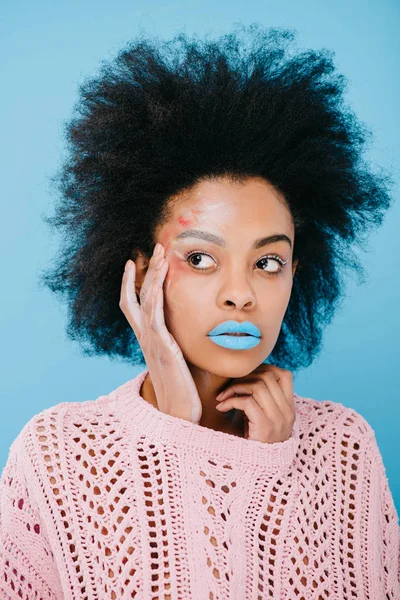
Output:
[39, 23, 394, 372]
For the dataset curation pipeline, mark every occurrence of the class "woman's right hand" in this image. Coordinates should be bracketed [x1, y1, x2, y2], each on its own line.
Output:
[119, 242, 203, 425]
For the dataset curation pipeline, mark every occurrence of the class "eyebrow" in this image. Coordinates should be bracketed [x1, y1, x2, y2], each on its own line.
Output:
[175, 229, 292, 250]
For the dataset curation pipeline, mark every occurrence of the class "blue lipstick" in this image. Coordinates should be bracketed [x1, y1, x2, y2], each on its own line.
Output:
[207, 320, 261, 350]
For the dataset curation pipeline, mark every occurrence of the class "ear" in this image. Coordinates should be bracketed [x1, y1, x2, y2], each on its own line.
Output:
[132, 250, 150, 298]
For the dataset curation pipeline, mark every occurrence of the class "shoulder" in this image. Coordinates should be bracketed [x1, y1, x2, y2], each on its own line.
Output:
[293, 391, 375, 441]
[10, 393, 114, 456]
[4, 392, 118, 496]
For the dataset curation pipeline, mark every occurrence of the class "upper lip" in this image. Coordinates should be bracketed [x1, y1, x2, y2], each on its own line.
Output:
[207, 320, 261, 337]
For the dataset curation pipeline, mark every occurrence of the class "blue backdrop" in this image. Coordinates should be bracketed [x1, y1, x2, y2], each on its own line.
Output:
[1, 0, 399, 512]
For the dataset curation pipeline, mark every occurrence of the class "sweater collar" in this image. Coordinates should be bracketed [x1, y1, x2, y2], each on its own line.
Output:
[113, 368, 300, 472]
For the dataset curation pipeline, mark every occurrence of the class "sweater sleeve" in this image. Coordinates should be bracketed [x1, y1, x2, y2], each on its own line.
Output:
[363, 431, 400, 598]
[0, 432, 63, 600]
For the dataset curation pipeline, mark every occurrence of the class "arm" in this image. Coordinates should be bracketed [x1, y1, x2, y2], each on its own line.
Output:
[0, 433, 63, 600]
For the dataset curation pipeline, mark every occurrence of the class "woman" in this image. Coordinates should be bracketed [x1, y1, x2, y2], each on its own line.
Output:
[1, 24, 398, 599]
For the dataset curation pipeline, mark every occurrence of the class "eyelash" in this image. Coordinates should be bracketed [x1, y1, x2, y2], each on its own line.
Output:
[182, 249, 288, 276]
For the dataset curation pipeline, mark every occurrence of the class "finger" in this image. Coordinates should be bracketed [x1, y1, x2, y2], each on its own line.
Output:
[139, 248, 164, 315]
[255, 372, 294, 422]
[216, 396, 265, 424]
[151, 258, 170, 338]
[250, 363, 295, 411]
[216, 383, 256, 400]
[216, 381, 267, 400]
[258, 365, 294, 411]
[152, 260, 187, 364]
[120, 260, 142, 334]
[216, 381, 284, 425]
[140, 251, 166, 352]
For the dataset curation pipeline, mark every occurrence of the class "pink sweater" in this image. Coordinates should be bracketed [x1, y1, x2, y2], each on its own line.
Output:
[1, 368, 399, 599]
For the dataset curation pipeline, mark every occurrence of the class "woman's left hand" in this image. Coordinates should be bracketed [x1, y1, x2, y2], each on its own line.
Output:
[215, 364, 296, 443]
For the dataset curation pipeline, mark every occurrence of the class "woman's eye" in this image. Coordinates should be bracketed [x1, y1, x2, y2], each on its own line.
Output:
[256, 256, 284, 275]
[186, 252, 215, 270]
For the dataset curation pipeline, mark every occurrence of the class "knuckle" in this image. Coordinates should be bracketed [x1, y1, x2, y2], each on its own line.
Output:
[279, 367, 292, 378]
[140, 294, 150, 312]
[264, 371, 277, 381]
[255, 380, 265, 391]
[269, 364, 290, 376]
[159, 353, 170, 367]
[275, 367, 293, 382]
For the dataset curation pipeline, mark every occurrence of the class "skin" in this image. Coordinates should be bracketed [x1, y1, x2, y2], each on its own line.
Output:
[133, 175, 298, 435]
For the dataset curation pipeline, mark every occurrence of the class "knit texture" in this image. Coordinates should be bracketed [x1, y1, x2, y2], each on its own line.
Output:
[1, 367, 399, 599]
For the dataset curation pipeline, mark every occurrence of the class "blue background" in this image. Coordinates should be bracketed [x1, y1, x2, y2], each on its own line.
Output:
[1, 1, 399, 511]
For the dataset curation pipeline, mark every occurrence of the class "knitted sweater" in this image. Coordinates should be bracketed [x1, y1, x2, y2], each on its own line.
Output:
[1, 368, 399, 600]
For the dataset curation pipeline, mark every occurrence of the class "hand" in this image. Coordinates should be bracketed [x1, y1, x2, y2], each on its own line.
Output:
[215, 364, 296, 442]
[119, 243, 203, 425]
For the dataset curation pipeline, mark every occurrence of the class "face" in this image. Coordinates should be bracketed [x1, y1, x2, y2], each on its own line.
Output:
[135, 176, 298, 379]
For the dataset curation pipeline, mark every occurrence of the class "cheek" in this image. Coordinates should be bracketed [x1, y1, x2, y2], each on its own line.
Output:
[276, 282, 294, 317]
[164, 258, 185, 296]
[163, 261, 208, 322]
[164, 253, 201, 295]
[257, 278, 292, 314]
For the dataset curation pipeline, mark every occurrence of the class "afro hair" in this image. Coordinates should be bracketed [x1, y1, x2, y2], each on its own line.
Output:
[39, 23, 394, 372]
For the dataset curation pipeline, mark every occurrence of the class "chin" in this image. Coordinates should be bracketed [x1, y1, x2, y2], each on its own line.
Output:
[186, 352, 266, 379]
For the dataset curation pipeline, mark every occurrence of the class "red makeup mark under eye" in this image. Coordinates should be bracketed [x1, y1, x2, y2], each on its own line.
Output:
[178, 216, 192, 227]
[172, 259, 186, 273]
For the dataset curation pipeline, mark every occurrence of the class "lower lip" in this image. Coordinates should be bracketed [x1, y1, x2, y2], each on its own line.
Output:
[207, 334, 261, 350]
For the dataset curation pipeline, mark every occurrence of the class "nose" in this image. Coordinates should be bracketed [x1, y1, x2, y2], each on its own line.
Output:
[219, 276, 256, 310]
[225, 296, 254, 309]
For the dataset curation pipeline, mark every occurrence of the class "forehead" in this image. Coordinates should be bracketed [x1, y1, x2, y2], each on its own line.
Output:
[163, 176, 294, 233]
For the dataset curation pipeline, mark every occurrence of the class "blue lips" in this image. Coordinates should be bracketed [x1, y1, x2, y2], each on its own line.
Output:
[207, 320, 261, 350]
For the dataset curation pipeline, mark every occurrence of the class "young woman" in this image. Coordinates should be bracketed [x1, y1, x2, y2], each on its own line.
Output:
[1, 24, 398, 599]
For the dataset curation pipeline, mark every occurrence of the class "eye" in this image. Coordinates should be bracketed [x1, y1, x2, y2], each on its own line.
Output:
[183, 250, 216, 270]
[183, 250, 288, 275]
[256, 255, 288, 276]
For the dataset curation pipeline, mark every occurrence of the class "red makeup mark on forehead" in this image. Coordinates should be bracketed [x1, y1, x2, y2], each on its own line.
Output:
[178, 216, 193, 227]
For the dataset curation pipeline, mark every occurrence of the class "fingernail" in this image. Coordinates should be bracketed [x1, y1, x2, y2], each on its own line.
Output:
[216, 392, 224, 400]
